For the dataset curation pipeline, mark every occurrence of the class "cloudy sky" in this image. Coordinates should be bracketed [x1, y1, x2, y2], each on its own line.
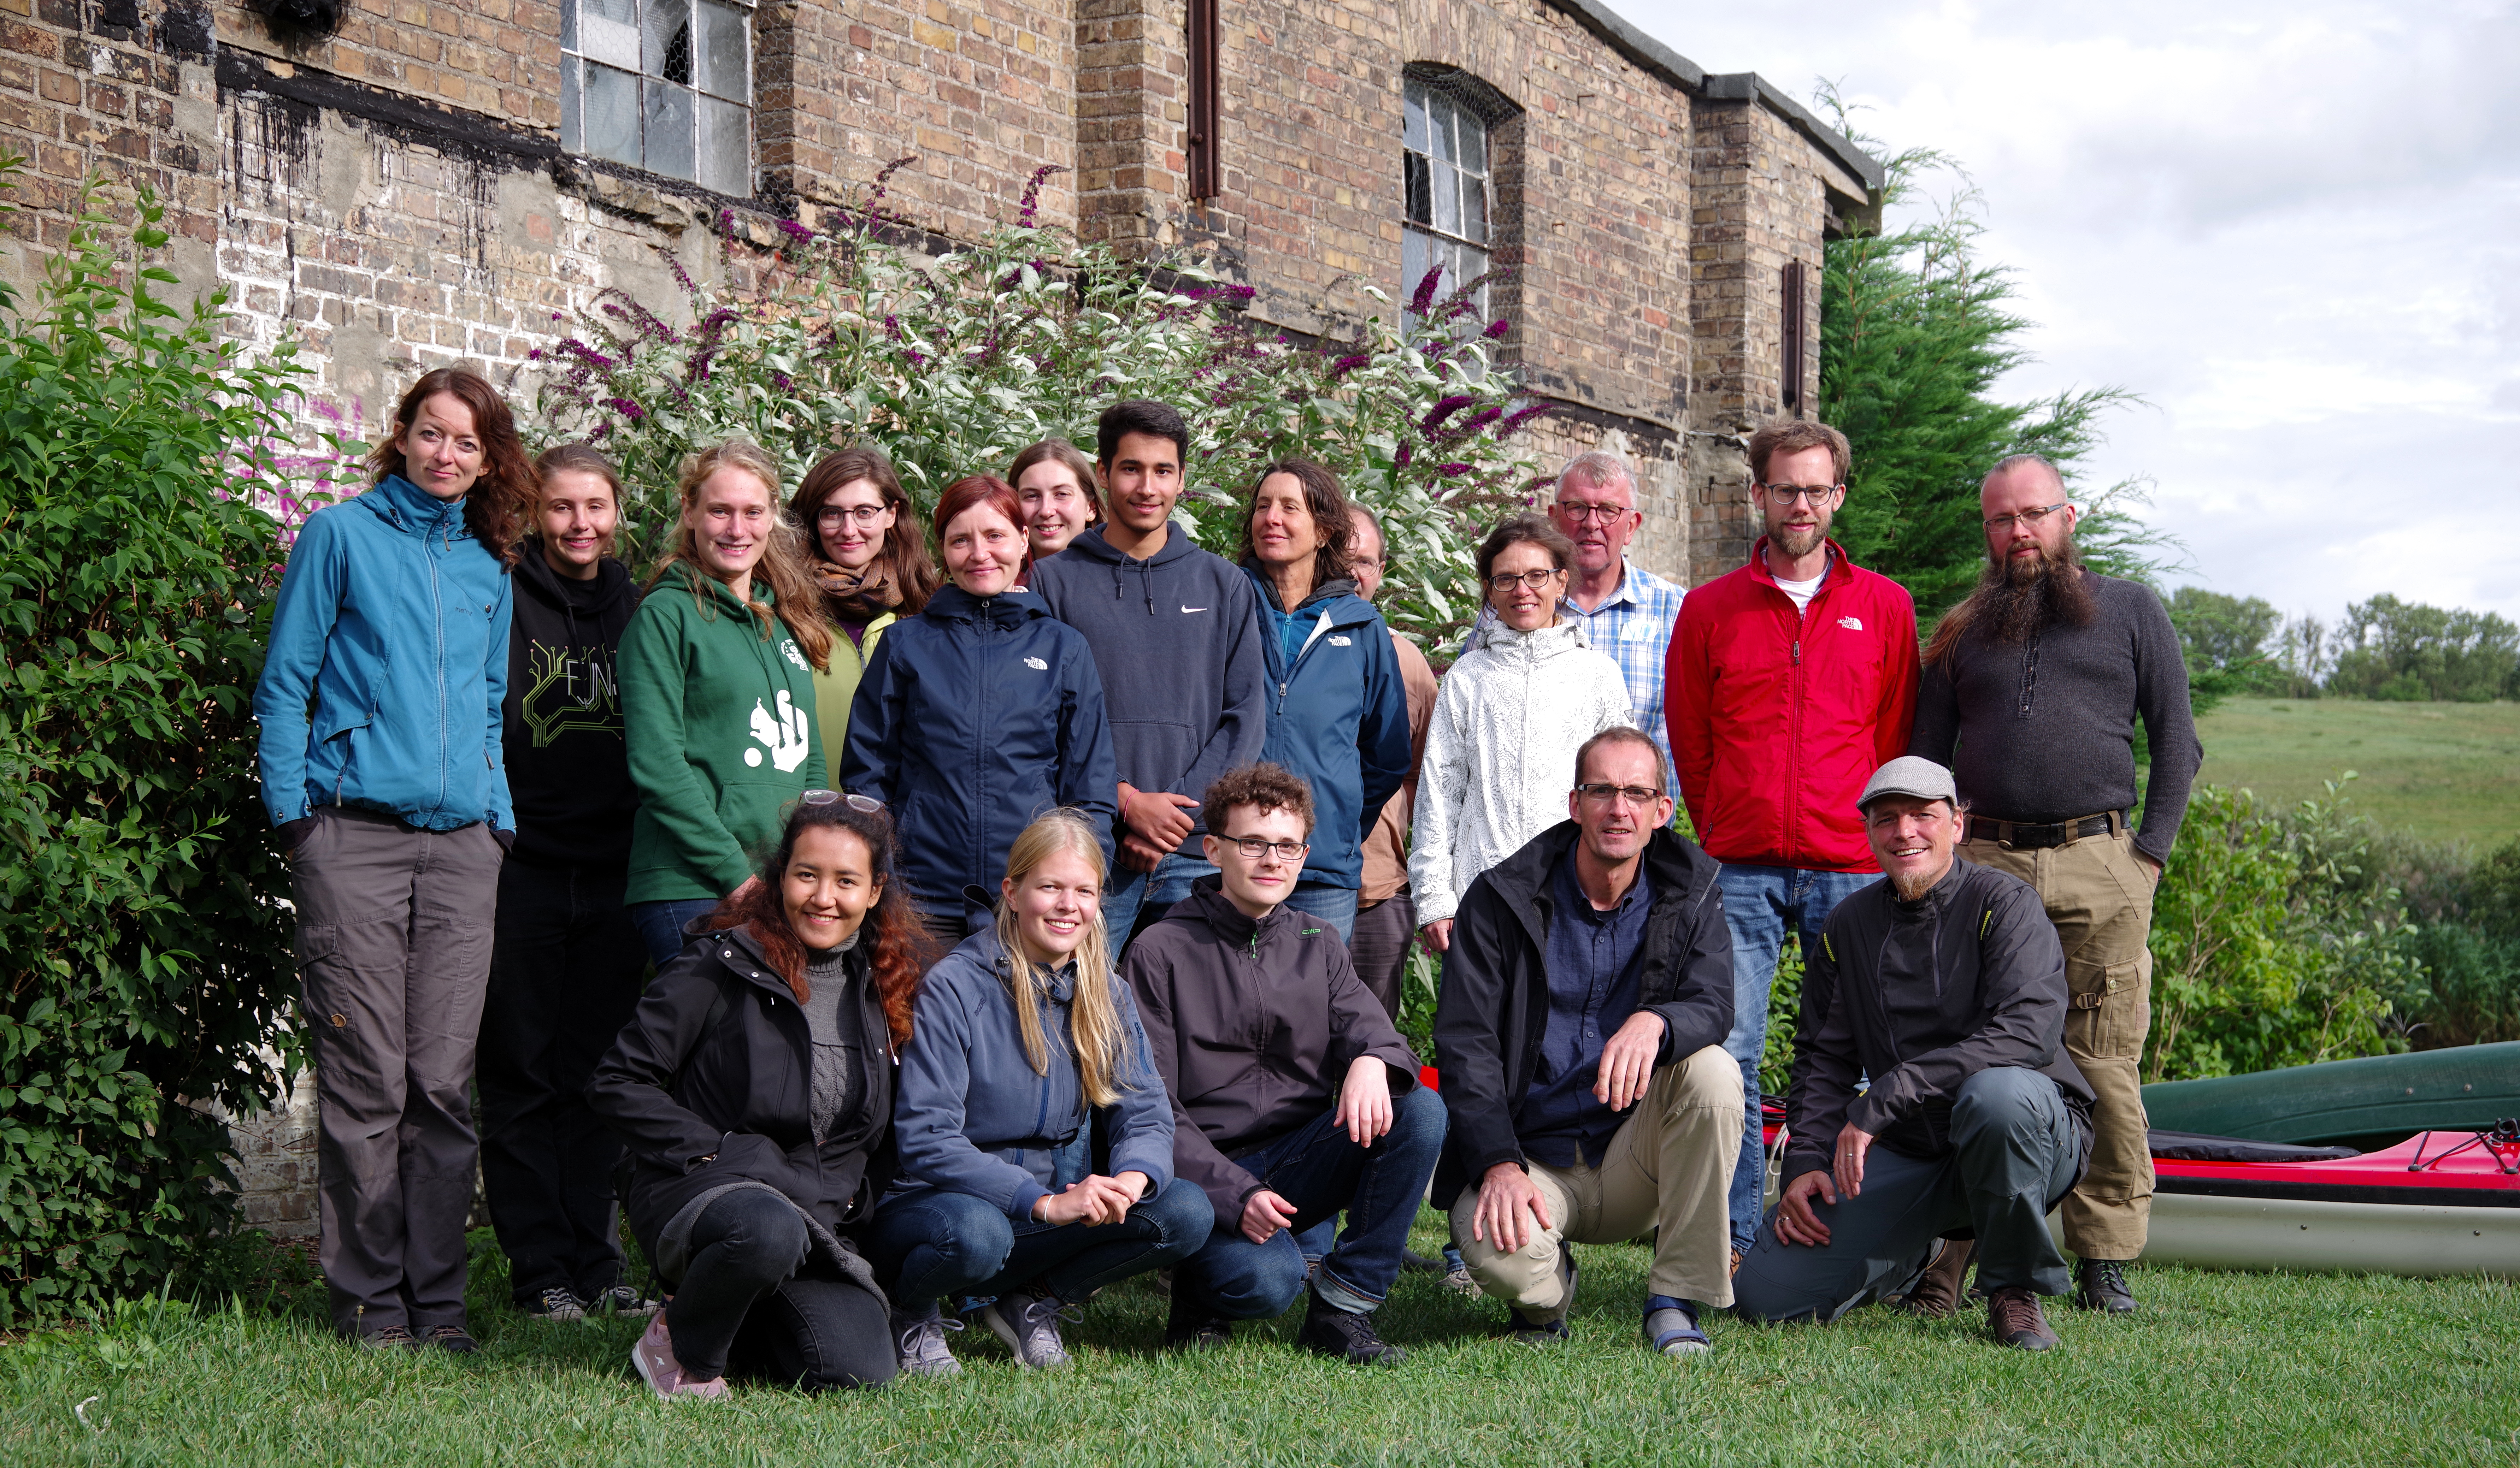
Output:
[1624, 0, 2520, 626]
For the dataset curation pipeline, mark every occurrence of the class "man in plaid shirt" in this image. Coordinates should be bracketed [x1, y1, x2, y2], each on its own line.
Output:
[1547, 451, 1687, 802]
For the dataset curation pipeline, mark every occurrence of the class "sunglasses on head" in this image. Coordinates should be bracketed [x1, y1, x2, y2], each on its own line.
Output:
[801, 789, 886, 814]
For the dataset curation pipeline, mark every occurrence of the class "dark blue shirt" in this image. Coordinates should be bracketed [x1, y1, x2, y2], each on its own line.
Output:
[1520, 851, 1654, 1168]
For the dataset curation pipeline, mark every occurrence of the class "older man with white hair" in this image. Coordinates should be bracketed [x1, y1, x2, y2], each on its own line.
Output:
[1544, 450, 1686, 803]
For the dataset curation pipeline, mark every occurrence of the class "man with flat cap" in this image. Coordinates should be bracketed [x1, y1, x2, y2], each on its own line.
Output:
[1732, 757, 2093, 1351]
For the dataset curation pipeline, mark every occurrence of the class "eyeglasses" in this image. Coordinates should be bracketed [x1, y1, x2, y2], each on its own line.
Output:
[816, 504, 889, 528]
[1754, 483, 1842, 507]
[1553, 501, 1631, 525]
[1486, 568, 1567, 594]
[1575, 782, 1662, 806]
[1982, 503, 2068, 533]
[1220, 835, 1311, 862]
[802, 789, 886, 814]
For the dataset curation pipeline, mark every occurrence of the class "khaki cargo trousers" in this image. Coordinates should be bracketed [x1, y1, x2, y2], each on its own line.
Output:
[1960, 824, 2156, 1261]
[1449, 1043, 1742, 1314]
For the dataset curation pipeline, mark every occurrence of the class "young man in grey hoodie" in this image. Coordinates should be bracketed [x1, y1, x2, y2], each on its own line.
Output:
[1029, 400, 1269, 949]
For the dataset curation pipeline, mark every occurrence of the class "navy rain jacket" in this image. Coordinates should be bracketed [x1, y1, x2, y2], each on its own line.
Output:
[840, 584, 1117, 920]
[1241, 567, 1413, 890]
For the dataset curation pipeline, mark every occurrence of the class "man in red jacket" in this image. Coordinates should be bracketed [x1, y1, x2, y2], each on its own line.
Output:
[1664, 419, 1920, 1265]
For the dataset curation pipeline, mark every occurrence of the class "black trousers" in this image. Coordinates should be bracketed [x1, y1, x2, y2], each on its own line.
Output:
[1349, 890, 1417, 1022]
[478, 859, 648, 1305]
[670, 1189, 897, 1390]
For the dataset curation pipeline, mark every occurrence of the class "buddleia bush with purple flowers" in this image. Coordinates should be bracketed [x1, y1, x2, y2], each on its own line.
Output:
[526, 163, 1543, 656]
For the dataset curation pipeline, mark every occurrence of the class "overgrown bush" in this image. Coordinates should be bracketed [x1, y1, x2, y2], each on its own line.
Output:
[2145, 779, 2421, 1081]
[0, 162, 302, 1324]
[525, 164, 1544, 657]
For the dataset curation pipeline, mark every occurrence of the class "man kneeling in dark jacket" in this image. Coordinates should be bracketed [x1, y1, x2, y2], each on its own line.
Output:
[1436, 726, 1743, 1355]
[1733, 756, 2094, 1350]
[1123, 762, 1445, 1363]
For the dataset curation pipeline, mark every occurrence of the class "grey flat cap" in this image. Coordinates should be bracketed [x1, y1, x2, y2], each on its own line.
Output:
[1857, 756, 1957, 814]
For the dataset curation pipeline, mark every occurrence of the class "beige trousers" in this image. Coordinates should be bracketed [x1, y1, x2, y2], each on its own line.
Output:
[1961, 827, 2156, 1260]
[1448, 1043, 1741, 1314]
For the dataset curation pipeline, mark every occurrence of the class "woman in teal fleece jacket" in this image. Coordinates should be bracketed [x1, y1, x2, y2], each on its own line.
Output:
[621, 440, 836, 965]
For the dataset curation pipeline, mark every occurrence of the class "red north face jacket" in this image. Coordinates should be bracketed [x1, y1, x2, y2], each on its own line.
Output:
[1665, 540, 1920, 873]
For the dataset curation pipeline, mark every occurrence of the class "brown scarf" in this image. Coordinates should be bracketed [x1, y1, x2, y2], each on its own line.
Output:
[814, 562, 902, 624]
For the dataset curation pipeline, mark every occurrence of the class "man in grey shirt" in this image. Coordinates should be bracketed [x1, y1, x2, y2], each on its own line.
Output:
[1907, 453, 2201, 1316]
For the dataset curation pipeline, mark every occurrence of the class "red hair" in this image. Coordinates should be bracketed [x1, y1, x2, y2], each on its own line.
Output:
[931, 474, 1031, 587]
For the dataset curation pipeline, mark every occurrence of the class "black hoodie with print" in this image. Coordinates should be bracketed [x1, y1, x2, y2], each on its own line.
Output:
[504, 538, 642, 868]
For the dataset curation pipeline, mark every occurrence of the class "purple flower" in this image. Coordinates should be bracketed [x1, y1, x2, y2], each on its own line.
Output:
[1497, 404, 1553, 437]
[1419, 394, 1475, 435]
[1406, 268, 1445, 317]
[772, 371, 794, 390]
[1438, 462, 1471, 476]
[1459, 406, 1503, 434]
[1017, 163, 1071, 226]
[1395, 444, 1413, 468]
[603, 397, 647, 421]
[1482, 318, 1511, 340]
[528, 348, 543, 361]
[662, 249, 698, 295]
[778, 218, 815, 242]
[1327, 353, 1371, 380]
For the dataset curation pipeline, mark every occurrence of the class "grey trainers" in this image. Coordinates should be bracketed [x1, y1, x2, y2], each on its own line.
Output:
[890, 1303, 965, 1378]
[983, 1289, 1081, 1370]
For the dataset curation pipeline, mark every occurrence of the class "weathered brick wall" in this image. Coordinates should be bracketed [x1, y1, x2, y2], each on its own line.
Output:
[1074, 0, 1184, 253]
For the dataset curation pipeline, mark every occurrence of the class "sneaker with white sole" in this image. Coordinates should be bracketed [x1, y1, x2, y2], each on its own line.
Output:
[1643, 1295, 1710, 1356]
[589, 1285, 661, 1319]
[982, 1289, 1080, 1370]
[890, 1302, 965, 1378]
[631, 1312, 729, 1400]
[522, 1286, 588, 1322]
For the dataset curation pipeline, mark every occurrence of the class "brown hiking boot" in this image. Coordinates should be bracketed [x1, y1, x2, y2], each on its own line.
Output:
[1899, 1239, 1974, 1319]
[1986, 1286, 2059, 1351]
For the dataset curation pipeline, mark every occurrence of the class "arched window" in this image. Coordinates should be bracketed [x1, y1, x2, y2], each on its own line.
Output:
[561, 0, 754, 195]
[1403, 73, 1490, 316]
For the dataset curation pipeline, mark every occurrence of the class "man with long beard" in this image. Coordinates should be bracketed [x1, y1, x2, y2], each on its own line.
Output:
[1665, 419, 1918, 1271]
[1906, 453, 2201, 1315]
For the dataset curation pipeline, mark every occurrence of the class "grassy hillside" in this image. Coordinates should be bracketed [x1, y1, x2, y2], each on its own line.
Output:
[2191, 697, 2520, 849]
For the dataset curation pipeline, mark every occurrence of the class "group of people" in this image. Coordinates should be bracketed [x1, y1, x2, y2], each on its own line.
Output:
[253, 368, 2200, 1393]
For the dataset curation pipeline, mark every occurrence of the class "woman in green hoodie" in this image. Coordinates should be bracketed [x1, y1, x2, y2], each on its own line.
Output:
[622, 440, 836, 965]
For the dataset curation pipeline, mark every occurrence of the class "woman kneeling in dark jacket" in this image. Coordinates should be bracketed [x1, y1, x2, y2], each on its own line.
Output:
[587, 793, 934, 1397]
[866, 809, 1212, 1375]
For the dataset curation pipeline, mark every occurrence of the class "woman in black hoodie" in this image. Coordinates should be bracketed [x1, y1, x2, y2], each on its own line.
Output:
[478, 445, 653, 1323]
[587, 795, 936, 1397]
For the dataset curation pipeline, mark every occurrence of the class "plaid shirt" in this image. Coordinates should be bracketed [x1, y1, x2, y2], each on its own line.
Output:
[1479, 556, 1688, 801]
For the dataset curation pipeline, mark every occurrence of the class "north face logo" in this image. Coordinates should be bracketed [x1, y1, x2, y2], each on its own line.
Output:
[1024, 656, 1048, 671]
[1838, 616, 1864, 632]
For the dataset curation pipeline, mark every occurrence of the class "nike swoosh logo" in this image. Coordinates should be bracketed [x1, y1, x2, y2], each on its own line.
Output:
[1182, 605, 1208, 613]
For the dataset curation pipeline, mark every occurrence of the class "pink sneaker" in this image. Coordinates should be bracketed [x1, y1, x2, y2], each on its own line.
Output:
[631, 1313, 730, 1401]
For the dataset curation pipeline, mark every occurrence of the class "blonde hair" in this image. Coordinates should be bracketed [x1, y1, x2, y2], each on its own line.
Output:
[992, 810, 1133, 1108]
[656, 439, 834, 673]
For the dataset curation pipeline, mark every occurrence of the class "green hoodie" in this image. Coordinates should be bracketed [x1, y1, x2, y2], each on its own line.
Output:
[622, 562, 826, 902]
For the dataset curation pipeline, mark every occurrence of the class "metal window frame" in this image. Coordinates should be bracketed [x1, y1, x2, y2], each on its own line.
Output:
[559, 0, 756, 194]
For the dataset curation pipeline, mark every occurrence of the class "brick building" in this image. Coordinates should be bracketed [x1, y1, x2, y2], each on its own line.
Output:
[3, 0, 1874, 588]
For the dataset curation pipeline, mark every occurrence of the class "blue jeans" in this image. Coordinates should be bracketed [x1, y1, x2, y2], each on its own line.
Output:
[1100, 850, 1219, 953]
[865, 1179, 1213, 1308]
[630, 897, 723, 970]
[1717, 864, 1880, 1253]
[1175, 1085, 1446, 1319]
[1283, 882, 1360, 944]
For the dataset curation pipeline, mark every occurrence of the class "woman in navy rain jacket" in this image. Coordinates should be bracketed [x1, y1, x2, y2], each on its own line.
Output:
[841, 475, 1117, 933]
[865, 810, 1209, 1375]
[251, 366, 530, 1352]
[1236, 458, 1413, 942]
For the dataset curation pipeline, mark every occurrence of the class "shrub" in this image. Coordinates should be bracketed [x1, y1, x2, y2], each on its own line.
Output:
[524, 164, 1544, 657]
[0, 163, 303, 1324]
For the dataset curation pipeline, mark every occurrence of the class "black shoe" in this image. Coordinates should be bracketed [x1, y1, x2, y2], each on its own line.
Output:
[423, 1324, 480, 1355]
[1296, 1293, 1405, 1365]
[1500, 1310, 1571, 1345]
[1162, 1300, 1233, 1351]
[2073, 1258, 2138, 1315]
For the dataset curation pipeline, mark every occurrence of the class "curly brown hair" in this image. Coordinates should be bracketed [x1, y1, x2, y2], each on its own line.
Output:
[1202, 760, 1317, 837]
[365, 366, 534, 566]
[706, 797, 937, 1046]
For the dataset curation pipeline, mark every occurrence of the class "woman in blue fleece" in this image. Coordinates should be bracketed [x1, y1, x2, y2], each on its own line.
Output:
[865, 810, 1211, 1376]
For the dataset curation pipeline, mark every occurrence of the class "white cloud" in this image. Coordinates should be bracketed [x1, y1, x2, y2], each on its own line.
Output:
[1622, 0, 2520, 621]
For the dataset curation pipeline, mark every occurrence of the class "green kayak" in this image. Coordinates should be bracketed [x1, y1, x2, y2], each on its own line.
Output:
[2141, 1042, 2520, 1148]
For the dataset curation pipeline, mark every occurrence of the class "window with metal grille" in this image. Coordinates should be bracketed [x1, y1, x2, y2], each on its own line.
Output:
[560, 0, 753, 196]
[1403, 75, 1489, 317]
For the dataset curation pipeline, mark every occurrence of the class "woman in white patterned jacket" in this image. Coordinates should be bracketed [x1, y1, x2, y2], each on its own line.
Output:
[1412, 512, 1636, 951]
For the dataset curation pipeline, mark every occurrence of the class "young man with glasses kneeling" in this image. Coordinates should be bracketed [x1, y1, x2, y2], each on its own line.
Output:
[1432, 726, 1744, 1355]
[1122, 762, 1445, 1363]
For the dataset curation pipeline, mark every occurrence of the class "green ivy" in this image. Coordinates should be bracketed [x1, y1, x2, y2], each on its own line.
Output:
[525, 164, 1545, 659]
[0, 159, 305, 1324]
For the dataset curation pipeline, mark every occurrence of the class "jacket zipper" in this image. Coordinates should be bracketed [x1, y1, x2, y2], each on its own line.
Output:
[427, 504, 451, 820]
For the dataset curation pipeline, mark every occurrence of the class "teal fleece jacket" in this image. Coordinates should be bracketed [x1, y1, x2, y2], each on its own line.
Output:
[253, 472, 514, 833]
[621, 563, 826, 903]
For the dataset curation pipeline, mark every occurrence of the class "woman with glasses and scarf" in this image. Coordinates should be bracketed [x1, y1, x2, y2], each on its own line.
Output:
[1411, 512, 1636, 953]
[589, 792, 935, 1397]
[866, 809, 1209, 1375]
[790, 445, 939, 773]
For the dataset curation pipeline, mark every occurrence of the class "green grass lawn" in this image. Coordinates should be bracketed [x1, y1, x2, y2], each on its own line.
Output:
[2192, 697, 2520, 849]
[6, 1212, 2513, 1466]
